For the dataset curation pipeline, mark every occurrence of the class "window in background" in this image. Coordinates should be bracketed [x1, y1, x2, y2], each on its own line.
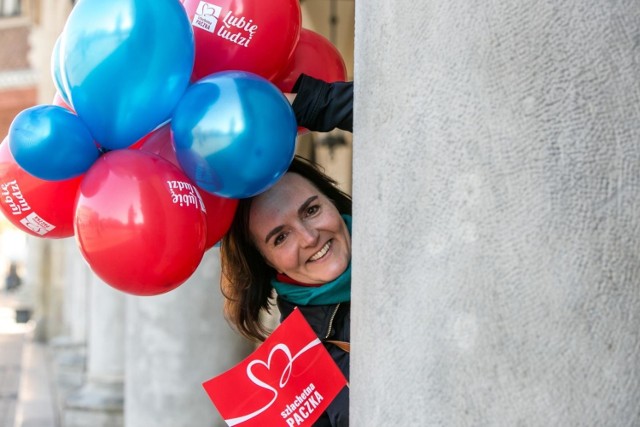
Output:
[0, 0, 20, 18]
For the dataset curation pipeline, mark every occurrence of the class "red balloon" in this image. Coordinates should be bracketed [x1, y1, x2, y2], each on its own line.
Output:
[201, 192, 237, 249]
[75, 150, 207, 295]
[128, 121, 169, 150]
[0, 139, 81, 238]
[135, 124, 177, 162]
[273, 28, 347, 93]
[136, 124, 238, 249]
[182, 0, 301, 81]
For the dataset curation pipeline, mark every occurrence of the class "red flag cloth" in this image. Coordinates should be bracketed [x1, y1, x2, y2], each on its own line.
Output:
[203, 308, 348, 426]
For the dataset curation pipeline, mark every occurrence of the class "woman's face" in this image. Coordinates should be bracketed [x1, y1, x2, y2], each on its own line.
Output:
[249, 173, 351, 285]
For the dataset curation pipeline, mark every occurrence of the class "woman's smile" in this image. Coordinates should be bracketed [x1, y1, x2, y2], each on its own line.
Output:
[308, 240, 331, 262]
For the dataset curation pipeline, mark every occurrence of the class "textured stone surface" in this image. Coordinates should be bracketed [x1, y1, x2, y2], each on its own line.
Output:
[352, 1, 640, 425]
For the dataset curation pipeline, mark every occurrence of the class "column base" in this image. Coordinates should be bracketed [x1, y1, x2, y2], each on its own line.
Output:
[63, 380, 123, 427]
[49, 337, 87, 411]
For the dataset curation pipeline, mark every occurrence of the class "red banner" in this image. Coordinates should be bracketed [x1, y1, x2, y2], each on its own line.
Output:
[203, 308, 348, 426]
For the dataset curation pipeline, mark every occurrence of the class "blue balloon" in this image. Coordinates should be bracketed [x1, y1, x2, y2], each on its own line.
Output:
[9, 105, 100, 181]
[60, 0, 194, 150]
[51, 36, 72, 107]
[171, 71, 297, 198]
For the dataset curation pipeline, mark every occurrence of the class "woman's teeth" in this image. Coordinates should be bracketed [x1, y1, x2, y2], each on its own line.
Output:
[309, 241, 331, 261]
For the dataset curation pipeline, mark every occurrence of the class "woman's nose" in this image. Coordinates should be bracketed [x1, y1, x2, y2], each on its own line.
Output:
[299, 225, 319, 247]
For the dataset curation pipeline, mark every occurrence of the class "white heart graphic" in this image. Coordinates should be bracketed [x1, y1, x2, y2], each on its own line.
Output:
[225, 338, 322, 426]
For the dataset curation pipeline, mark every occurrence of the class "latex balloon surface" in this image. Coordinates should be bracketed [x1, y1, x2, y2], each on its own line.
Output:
[59, 0, 194, 149]
[171, 71, 297, 198]
[51, 36, 72, 107]
[74, 150, 207, 295]
[182, 0, 301, 81]
[0, 139, 81, 238]
[137, 124, 238, 249]
[9, 105, 99, 181]
[273, 28, 348, 93]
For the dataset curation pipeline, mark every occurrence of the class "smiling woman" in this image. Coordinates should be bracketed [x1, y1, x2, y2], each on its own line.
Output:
[221, 156, 352, 427]
[219, 74, 353, 427]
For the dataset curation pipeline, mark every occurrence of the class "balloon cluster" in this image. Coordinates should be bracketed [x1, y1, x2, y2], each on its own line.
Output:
[0, 0, 347, 296]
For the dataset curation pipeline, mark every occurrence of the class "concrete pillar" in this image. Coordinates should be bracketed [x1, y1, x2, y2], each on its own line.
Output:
[60, 239, 88, 346]
[28, 237, 66, 342]
[50, 239, 89, 408]
[353, 1, 640, 425]
[125, 249, 253, 427]
[64, 273, 124, 427]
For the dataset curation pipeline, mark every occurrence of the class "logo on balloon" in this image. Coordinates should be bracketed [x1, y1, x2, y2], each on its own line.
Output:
[20, 212, 56, 236]
[193, 1, 222, 32]
[1, 179, 56, 236]
[192, 1, 258, 48]
[167, 180, 207, 213]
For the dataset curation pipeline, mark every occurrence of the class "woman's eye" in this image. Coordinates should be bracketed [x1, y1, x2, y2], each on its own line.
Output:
[305, 205, 320, 217]
[274, 233, 287, 246]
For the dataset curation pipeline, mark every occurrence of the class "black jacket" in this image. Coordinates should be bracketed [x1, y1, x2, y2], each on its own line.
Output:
[291, 74, 353, 133]
[277, 298, 350, 427]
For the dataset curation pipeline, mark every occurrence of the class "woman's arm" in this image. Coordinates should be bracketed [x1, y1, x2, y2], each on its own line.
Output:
[289, 74, 353, 133]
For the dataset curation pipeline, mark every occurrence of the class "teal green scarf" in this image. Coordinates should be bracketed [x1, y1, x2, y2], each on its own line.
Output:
[272, 215, 351, 305]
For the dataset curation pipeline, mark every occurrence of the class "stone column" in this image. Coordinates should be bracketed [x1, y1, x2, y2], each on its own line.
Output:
[125, 248, 253, 427]
[50, 239, 89, 406]
[60, 239, 89, 346]
[353, 1, 640, 425]
[64, 273, 124, 427]
[27, 237, 66, 343]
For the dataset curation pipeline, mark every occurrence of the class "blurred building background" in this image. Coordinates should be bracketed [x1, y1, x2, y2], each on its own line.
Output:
[0, 0, 33, 297]
[0, 1, 354, 426]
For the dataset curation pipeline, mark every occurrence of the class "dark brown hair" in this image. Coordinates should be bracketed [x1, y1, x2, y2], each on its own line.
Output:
[220, 156, 352, 342]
